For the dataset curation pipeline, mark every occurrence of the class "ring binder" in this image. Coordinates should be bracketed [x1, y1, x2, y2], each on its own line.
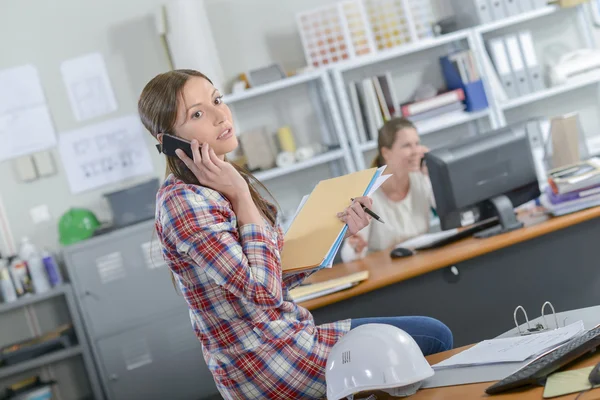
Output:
[514, 301, 561, 336]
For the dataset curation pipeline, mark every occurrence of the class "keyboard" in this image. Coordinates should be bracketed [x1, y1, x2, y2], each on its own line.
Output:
[418, 218, 498, 250]
[486, 324, 600, 395]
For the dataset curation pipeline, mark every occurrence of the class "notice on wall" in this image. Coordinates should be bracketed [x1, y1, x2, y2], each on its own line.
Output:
[60, 52, 118, 121]
[58, 115, 154, 194]
[0, 64, 57, 161]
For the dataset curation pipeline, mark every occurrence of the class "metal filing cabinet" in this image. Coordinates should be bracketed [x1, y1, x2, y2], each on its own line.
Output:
[63, 220, 221, 400]
[96, 310, 216, 400]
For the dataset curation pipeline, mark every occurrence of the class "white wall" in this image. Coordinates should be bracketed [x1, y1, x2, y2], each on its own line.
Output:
[0, 0, 170, 254]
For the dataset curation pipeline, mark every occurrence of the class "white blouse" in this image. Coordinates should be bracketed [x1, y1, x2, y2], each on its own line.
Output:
[340, 172, 435, 262]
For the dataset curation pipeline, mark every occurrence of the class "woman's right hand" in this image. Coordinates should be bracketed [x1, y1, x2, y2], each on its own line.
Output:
[176, 140, 249, 202]
[347, 234, 368, 254]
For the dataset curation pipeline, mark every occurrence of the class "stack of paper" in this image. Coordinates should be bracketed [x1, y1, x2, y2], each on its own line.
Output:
[433, 321, 585, 370]
[289, 270, 369, 303]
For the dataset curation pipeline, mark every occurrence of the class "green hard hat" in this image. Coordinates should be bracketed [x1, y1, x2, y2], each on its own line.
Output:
[58, 208, 101, 246]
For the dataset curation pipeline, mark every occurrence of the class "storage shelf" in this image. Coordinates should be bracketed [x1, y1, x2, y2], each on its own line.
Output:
[336, 30, 470, 72]
[359, 110, 490, 152]
[415, 109, 490, 136]
[475, 6, 558, 34]
[0, 346, 82, 379]
[253, 149, 345, 181]
[334, 6, 558, 74]
[0, 284, 69, 315]
[501, 75, 600, 111]
[223, 70, 322, 103]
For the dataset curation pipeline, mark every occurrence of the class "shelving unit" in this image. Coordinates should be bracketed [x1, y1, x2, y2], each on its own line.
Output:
[470, 3, 598, 127]
[0, 285, 68, 314]
[500, 75, 600, 111]
[473, 5, 558, 34]
[333, 29, 471, 72]
[0, 346, 83, 380]
[253, 148, 345, 181]
[205, 2, 597, 228]
[359, 110, 490, 152]
[330, 20, 493, 170]
[328, 3, 598, 170]
[223, 69, 323, 104]
[0, 284, 104, 400]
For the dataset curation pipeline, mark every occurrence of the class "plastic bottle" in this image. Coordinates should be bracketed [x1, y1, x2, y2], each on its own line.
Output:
[0, 258, 17, 303]
[41, 249, 63, 287]
[19, 237, 50, 294]
[9, 256, 31, 296]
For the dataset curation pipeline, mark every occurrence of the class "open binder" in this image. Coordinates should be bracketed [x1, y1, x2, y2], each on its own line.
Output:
[281, 166, 388, 272]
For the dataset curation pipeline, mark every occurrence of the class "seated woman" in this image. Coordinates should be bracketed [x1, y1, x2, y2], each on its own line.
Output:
[341, 117, 435, 262]
[140, 71, 451, 399]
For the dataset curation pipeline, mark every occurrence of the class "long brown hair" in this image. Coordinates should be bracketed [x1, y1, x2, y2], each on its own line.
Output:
[371, 117, 416, 168]
[138, 69, 277, 226]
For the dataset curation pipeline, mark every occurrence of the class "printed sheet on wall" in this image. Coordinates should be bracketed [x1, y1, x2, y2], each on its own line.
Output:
[58, 114, 154, 194]
[0, 64, 57, 161]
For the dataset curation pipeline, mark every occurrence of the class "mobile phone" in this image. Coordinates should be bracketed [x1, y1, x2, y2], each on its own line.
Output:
[160, 134, 194, 159]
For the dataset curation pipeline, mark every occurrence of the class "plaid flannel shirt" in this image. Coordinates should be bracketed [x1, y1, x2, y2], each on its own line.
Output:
[155, 175, 351, 399]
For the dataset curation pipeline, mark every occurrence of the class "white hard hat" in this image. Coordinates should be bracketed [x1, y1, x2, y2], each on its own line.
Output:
[326, 324, 434, 400]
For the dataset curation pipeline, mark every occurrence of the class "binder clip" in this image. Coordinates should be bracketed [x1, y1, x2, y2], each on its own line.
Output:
[514, 301, 560, 336]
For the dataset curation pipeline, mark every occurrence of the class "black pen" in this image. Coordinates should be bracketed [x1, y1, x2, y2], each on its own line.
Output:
[350, 198, 385, 224]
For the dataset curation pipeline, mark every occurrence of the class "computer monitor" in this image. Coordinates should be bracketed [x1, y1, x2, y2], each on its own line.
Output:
[425, 122, 541, 238]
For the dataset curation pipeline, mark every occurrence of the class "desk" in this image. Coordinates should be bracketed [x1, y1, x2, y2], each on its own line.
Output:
[303, 207, 600, 346]
[412, 349, 600, 399]
[412, 305, 600, 399]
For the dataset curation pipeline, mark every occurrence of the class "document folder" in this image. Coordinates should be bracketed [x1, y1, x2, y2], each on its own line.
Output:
[488, 37, 518, 98]
[282, 167, 386, 272]
[518, 30, 546, 92]
[503, 0, 520, 16]
[289, 270, 370, 302]
[505, 34, 532, 96]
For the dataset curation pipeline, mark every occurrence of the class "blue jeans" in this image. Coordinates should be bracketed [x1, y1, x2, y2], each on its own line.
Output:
[350, 316, 453, 356]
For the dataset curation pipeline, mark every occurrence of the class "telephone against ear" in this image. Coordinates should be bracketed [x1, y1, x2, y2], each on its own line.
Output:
[156, 134, 194, 159]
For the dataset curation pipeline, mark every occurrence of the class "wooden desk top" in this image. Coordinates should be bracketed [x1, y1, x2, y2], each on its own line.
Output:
[407, 345, 600, 399]
[301, 207, 600, 311]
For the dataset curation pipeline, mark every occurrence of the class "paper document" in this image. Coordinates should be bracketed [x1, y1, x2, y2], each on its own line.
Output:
[0, 64, 57, 161]
[434, 321, 585, 369]
[290, 270, 369, 302]
[61, 52, 118, 121]
[368, 173, 391, 195]
[396, 229, 459, 250]
[292, 283, 354, 303]
[58, 115, 154, 193]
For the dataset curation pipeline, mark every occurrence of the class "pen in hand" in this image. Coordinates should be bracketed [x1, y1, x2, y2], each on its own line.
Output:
[350, 198, 385, 224]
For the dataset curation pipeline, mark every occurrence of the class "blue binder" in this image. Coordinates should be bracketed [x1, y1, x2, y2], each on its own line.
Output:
[440, 55, 489, 112]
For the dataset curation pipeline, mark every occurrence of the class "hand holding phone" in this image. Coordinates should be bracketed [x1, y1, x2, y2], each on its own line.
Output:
[173, 141, 251, 203]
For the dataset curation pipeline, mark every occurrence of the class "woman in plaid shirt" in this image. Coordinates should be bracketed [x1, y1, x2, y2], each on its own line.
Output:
[138, 70, 452, 399]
